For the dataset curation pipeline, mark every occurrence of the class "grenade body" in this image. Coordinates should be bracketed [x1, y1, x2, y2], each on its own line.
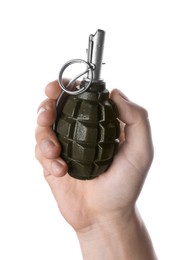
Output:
[54, 82, 120, 180]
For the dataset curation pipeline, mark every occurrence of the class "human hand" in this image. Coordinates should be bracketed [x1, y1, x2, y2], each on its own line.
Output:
[35, 80, 154, 232]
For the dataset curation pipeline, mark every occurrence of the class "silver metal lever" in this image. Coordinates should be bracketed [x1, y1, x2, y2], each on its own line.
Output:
[58, 29, 105, 95]
[87, 29, 105, 81]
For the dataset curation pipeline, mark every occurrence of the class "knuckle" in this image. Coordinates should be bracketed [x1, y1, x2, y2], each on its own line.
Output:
[35, 144, 40, 160]
[135, 105, 149, 122]
[139, 107, 148, 120]
[35, 144, 44, 162]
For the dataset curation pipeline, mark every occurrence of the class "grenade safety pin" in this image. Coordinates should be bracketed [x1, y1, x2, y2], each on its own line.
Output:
[53, 29, 120, 180]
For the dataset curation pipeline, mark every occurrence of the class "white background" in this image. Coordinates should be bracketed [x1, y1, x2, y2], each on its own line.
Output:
[0, 0, 173, 259]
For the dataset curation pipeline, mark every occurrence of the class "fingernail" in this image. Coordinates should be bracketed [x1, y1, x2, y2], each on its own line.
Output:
[37, 107, 47, 116]
[51, 161, 64, 176]
[40, 139, 55, 154]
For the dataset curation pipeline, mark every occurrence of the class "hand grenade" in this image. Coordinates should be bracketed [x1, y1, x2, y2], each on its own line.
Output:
[53, 29, 120, 180]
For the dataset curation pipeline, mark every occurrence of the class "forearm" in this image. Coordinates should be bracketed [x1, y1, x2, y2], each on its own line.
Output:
[77, 207, 157, 260]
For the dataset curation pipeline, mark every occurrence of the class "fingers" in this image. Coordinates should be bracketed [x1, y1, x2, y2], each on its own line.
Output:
[35, 83, 68, 177]
[35, 143, 68, 177]
[35, 125, 61, 158]
[36, 86, 62, 159]
[45, 80, 62, 100]
[35, 125, 68, 177]
[37, 98, 56, 126]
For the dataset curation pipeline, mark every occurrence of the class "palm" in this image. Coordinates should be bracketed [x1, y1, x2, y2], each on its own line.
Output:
[45, 141, 147, 231]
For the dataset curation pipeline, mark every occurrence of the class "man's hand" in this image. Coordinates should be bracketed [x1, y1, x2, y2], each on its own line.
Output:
[35, 80, 154, 230]
[35, 80, 156, 259]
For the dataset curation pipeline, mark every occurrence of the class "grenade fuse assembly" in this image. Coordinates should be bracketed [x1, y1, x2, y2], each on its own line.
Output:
[53, 29, 120, 180]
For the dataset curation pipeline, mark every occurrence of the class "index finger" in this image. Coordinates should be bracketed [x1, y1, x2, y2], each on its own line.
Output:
[45, 80, 63, 100]
[45, 79, 81, 100]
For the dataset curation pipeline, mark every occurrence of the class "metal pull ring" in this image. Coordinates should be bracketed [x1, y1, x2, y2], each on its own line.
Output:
[58, 59, 94, 95]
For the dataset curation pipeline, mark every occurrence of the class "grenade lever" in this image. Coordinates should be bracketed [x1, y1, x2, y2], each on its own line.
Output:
[87, 29, 105, 82]
[58, 29, 105, 95]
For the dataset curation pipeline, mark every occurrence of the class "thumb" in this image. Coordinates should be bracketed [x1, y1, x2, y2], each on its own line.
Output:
[110, 89, 154, 173]
[110, 89, 148, 125]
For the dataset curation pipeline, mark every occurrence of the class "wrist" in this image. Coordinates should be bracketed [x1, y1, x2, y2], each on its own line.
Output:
[76, 206, 157, 260]
[76, 206, 133, 240]
[76, 207, 134, 260]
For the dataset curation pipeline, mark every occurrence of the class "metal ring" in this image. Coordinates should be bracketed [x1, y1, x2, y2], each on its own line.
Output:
[58, 59, 94, 95]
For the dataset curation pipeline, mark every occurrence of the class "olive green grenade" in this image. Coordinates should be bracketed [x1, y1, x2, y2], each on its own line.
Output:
[53, 29, 120, 180]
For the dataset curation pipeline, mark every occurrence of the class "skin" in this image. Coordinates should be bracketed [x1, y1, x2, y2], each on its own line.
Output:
[35, 80, 157, 259]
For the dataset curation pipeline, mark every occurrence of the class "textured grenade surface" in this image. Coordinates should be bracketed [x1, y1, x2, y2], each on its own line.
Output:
[55, 82, 120, 180]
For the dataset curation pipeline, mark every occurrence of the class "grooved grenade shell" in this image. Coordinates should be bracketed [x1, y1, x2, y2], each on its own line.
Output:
[54, 82, 120, 180]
